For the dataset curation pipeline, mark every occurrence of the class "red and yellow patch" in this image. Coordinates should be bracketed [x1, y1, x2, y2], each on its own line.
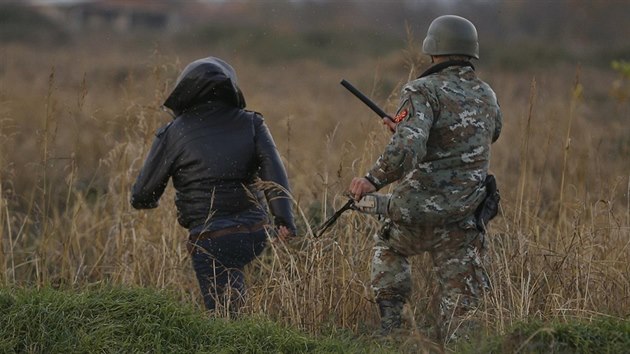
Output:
[393, 108, 408, 123]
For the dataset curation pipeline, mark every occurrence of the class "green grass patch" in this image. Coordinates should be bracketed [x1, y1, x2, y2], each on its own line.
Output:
[0, 286, 394, 353]
[455, 317, 630, 354]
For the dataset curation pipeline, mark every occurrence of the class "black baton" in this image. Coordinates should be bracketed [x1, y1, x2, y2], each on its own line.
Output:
[340, 79, 393, 121]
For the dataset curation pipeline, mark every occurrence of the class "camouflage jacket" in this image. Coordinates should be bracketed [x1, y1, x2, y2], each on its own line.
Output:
[366, 62, 502, 225]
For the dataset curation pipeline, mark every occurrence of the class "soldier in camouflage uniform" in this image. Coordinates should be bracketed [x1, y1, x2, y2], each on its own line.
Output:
[349, 15, 502, 342]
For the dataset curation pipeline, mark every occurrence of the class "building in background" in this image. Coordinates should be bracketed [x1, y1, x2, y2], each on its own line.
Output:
[28, 0, 184, 33]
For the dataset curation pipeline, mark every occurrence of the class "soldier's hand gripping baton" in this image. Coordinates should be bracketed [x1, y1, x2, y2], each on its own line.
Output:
[316, 198, 355, 237]
[340, 79, 394, 123]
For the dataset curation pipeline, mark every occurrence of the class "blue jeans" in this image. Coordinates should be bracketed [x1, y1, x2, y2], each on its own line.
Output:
[188, 229, 267, 312]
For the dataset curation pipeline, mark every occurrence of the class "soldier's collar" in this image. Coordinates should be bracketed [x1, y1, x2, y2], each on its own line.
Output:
[418, 60, 475, 79]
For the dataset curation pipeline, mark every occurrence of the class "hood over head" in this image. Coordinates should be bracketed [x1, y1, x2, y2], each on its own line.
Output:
[163, 57, 246, 115]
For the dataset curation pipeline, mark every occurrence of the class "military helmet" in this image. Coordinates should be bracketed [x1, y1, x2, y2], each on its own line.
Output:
[422, 15, 479, 59]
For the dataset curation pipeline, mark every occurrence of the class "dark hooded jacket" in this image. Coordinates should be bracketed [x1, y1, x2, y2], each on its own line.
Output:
[131, 57, 296, 235]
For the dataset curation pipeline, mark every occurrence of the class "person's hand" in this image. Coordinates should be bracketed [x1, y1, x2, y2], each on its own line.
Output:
[383, 117, 397, 133]
[275, 225, 294, 242]
[349, 177, 376, 201]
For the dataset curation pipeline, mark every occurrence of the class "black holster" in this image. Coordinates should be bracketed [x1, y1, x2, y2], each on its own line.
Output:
[474, 174, 500, 232]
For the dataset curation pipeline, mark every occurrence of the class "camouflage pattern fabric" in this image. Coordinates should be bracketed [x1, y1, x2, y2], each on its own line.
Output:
[366, 64, 501, 341]
[366, 65, 502, 225]
[371, 216, 490, 341]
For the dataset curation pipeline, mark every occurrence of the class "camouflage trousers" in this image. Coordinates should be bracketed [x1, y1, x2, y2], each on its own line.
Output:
[371, 215, 490, 342]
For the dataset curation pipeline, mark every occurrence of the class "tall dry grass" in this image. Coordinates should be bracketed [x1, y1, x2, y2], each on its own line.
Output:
[0, 37, 628, 343]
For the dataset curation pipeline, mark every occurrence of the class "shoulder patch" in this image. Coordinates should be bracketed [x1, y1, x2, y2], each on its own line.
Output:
[155, 121, 173, 137]
[394, 99, 413, 124]
[393, 108, 408, 123]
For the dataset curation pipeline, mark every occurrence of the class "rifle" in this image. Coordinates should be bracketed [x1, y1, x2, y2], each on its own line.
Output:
[316, 198, 355, 237]
[316, 81, 394, 237]
[316, 193, 389, 237]
[340, 80, 394, 123]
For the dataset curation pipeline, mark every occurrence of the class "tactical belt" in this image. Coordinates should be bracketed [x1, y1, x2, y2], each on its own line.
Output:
[189, 221, 267, 243]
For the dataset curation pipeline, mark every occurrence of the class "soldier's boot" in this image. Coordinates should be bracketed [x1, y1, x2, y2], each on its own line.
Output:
[377, 298, 405, 335]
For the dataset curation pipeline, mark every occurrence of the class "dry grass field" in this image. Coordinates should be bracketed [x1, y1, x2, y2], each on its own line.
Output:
[1, 23, 629, 350]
